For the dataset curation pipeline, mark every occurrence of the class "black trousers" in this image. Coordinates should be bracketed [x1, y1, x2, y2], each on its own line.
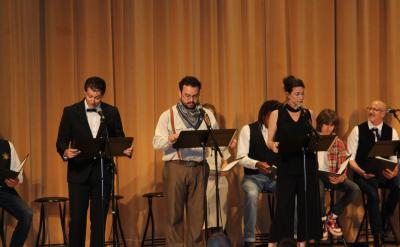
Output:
[269, 172, 322, 242]
[354, 175, 400, 238]
[68, 163, 111, 247]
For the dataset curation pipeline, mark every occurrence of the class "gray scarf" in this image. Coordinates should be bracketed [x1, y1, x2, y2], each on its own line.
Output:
[176, 102, 204, 129]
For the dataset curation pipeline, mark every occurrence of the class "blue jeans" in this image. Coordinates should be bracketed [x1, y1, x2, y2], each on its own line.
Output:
[242, 174, 276, 242]
[319, 177, 360, 216]
[0, 187, 33, 247]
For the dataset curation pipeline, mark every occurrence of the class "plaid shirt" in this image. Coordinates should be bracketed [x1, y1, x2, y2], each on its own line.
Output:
[325, 137, 348, 173]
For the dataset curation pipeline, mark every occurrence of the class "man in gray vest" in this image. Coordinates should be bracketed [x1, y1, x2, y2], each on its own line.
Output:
[347, 100, 400, 247]
[0, 138, 32, 247]
[237, 100, 280, 247]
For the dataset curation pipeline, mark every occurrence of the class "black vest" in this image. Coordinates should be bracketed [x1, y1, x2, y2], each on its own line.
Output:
[0, 139, 11, 187]
[355, 121, 392, 169]
[245, 122, 279, 175]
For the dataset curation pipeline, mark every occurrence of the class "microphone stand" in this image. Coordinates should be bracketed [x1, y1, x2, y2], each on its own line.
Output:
[99, 116, 107, 247]
[299, 108, 319, 247]
[202, 113, 224, 244]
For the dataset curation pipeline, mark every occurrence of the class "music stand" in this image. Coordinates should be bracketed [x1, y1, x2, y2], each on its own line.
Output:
[172, 129, 236, 241]
[105, 137, 133, 247]
[105, 137, 134, 157]
[366, 140, 400, 176]
[278, 136, 310, 153]
[71, 138, 104, 159]
[172, 130, 209, 149]
[314, 135, 337, 151]
[72, 137, 132, 246]
[206, 129, 236, 234]
[368, 140, 400, 158]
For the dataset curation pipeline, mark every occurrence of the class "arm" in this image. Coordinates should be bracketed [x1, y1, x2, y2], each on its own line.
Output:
[111, 107, 125, 138]
[8, 141, 22, 185]
[153, 111, 175, 150]
[382, 128, 399, 179]
[113, 108, 133, 156]
[237, 125, 259, 169]
[56, 108, 80, 160]
[267, 110, 279, 153]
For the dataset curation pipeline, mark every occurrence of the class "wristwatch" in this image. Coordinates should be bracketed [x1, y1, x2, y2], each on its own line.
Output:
[63, 154, 68, 161]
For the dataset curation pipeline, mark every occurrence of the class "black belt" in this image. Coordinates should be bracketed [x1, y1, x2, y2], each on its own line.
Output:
[167, 160, 204, 167]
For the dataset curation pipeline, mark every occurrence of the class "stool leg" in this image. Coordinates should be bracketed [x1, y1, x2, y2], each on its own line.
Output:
[115, 201, 127, 247]
[141, 198, 152, 247]
[150, 198, 155, 246]
[58, 202, 68, 246]
[355, 193, 373, 244]
[35, 203, 45, 247]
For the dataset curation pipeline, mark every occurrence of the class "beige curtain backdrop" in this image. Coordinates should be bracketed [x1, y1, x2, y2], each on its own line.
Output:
[1, 0, 400, 246]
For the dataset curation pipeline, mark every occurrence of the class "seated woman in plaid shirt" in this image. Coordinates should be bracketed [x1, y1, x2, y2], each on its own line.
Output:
[316, 109, 360, 240]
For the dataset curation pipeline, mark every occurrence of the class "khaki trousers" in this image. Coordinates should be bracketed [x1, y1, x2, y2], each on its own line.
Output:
[163, 160, 207, 247]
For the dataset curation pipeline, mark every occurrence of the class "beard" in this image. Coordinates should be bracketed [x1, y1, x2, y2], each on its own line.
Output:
[181, 100, 196, 109]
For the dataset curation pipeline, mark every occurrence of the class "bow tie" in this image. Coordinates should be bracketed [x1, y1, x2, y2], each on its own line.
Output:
[86, 108, 97, 112]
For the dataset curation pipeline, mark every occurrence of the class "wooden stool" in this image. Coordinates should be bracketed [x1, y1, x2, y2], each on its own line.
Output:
[141, 192, 166, 247]
[34, 197, 68, 247]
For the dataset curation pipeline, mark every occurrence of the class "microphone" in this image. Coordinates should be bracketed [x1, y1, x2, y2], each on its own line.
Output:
[297, 104, 308, 111]
[97, 109, 105, 121]
[197, 105, 211, 127]
[387, 108, 400, 114]
[197, 104, 206, 115]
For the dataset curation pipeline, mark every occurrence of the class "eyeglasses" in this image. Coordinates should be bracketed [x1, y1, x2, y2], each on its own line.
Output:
[366, 107, 384, 112]
[182, 93, 199, 101]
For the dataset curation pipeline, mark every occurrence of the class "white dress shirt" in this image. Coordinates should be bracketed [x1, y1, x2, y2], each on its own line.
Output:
[347, 121, 399, 162]
[237, 124, 269, 169]
[85, 100, 101, 138]
[153, 105, 219, 162]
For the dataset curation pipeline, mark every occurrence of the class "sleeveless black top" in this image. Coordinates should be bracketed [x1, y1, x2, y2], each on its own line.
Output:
[275, 105, 317, 175]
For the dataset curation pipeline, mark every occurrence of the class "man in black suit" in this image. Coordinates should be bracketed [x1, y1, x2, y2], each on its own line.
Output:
[56, 76, 132, 247]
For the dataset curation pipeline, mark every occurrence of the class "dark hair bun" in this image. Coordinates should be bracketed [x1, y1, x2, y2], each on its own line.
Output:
[283, 75, 305, 93]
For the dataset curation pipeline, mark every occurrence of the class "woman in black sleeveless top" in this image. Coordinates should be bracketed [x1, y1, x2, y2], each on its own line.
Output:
[267, 76, 322, 246]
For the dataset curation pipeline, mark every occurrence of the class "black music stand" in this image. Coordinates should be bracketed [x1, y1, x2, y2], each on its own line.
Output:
[205, 129, 236, 234]
[105, 137, 133, 247]
[314, 135, 337, 152]
[72, 137, 133, 247]
[366, 140, 400, 177]
[71, 138, 104, 159]
[368, 140, 400, 158]
[173, 129, 236, 241]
